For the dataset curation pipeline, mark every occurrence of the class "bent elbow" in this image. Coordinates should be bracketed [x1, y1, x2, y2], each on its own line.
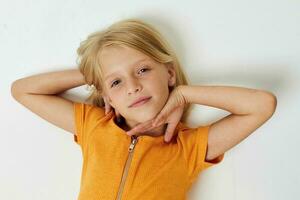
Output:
[262, 91, 277, 117]
[11, 80, 25, 100]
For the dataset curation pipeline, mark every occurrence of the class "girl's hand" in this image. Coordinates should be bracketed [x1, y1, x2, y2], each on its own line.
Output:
[103, 96, 121, 119]
[126, 86, 187, 142]
[103, 96, 111, 115]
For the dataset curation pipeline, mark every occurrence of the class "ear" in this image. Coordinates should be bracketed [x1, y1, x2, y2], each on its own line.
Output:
[166, 63, 176, 87]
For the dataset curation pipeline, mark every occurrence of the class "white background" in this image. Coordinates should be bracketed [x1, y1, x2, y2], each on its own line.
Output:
[1, 0, 299, 199]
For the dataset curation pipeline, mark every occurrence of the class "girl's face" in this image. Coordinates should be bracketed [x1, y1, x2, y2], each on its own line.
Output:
[99, 45, 176, 131]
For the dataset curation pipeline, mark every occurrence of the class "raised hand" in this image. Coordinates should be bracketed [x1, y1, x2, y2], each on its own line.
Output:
[126, 86, 187, 142]
[103, 96, 121, 119]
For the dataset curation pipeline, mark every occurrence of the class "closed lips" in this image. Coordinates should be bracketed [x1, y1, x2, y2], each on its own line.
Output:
[130, 96, 151, 107]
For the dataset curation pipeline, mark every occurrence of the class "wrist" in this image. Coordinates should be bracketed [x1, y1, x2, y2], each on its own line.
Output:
[177, 85, 189, 105]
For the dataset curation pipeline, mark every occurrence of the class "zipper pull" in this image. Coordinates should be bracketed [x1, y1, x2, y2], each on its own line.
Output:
[128, 136, 138, 152]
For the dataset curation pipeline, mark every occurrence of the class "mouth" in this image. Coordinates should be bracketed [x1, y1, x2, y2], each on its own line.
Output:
[129, 97, 152, 108]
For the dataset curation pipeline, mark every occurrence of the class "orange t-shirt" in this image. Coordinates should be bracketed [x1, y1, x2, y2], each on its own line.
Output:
[73, 102, 224, 200]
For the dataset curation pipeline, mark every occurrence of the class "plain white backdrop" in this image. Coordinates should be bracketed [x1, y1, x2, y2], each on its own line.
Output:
[1, 0, 299, 199]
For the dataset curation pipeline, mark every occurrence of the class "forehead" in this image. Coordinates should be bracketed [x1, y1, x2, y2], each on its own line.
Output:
[99, 45, 153, 79]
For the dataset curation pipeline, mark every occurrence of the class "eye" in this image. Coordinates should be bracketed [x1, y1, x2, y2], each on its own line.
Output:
[110, 80, 120, 88]
[110, 67, 150, 88]
[138, 67, 150, 74]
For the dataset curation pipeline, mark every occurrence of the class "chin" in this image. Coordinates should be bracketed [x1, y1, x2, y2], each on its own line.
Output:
[126, 103, 162, 122]
[129, 112, 156, 123]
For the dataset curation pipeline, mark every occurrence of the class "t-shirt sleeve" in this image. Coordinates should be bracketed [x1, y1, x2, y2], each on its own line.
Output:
[73, 102, 105, 150]
[181, 124, 225, 183]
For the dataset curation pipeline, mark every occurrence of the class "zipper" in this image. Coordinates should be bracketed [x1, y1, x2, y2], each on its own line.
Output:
[115, 135, 139, 200]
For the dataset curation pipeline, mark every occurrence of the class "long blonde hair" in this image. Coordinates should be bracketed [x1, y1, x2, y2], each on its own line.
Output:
[76, 18, 193, 122]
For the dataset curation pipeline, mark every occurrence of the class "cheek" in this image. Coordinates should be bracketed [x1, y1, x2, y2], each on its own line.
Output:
[150, 74, 169, 92]
[151, 82, 169, 105]
[107, 90, 124, 108]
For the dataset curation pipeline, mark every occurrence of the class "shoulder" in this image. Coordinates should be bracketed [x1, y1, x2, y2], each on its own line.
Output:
[73, 102, 107, 122]
[176, 122, 212, 157]
[176, 121, 202, 136]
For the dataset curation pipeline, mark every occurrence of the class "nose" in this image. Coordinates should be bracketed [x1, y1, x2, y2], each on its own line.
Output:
[127, 77, 142, 95]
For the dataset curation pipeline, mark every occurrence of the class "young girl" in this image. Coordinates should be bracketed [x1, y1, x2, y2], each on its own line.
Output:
[11, 18, 277, 200]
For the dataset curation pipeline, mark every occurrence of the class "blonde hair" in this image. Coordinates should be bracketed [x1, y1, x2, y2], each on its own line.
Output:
[76, 18, 193, 122]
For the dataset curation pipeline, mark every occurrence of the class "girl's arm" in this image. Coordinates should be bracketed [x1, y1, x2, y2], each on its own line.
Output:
[11, 69, 86, 134]
[180, 85, 277, 161]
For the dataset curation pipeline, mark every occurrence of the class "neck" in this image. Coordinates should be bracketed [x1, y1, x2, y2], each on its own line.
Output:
[116, 116, 167, 137]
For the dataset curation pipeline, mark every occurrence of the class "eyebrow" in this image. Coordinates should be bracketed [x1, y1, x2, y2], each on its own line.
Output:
[104, 58, 149, 81]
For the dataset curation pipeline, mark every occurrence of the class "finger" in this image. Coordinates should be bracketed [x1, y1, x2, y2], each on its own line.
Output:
[152, 106, 171, 126]
[153, 113, 166, 127]
[127, 120, 154, 136]
[126, 123, 149, 136]
[127, 118, 165, 136]
[103, 97, 110, 114]
[164, 123, 177, 142]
